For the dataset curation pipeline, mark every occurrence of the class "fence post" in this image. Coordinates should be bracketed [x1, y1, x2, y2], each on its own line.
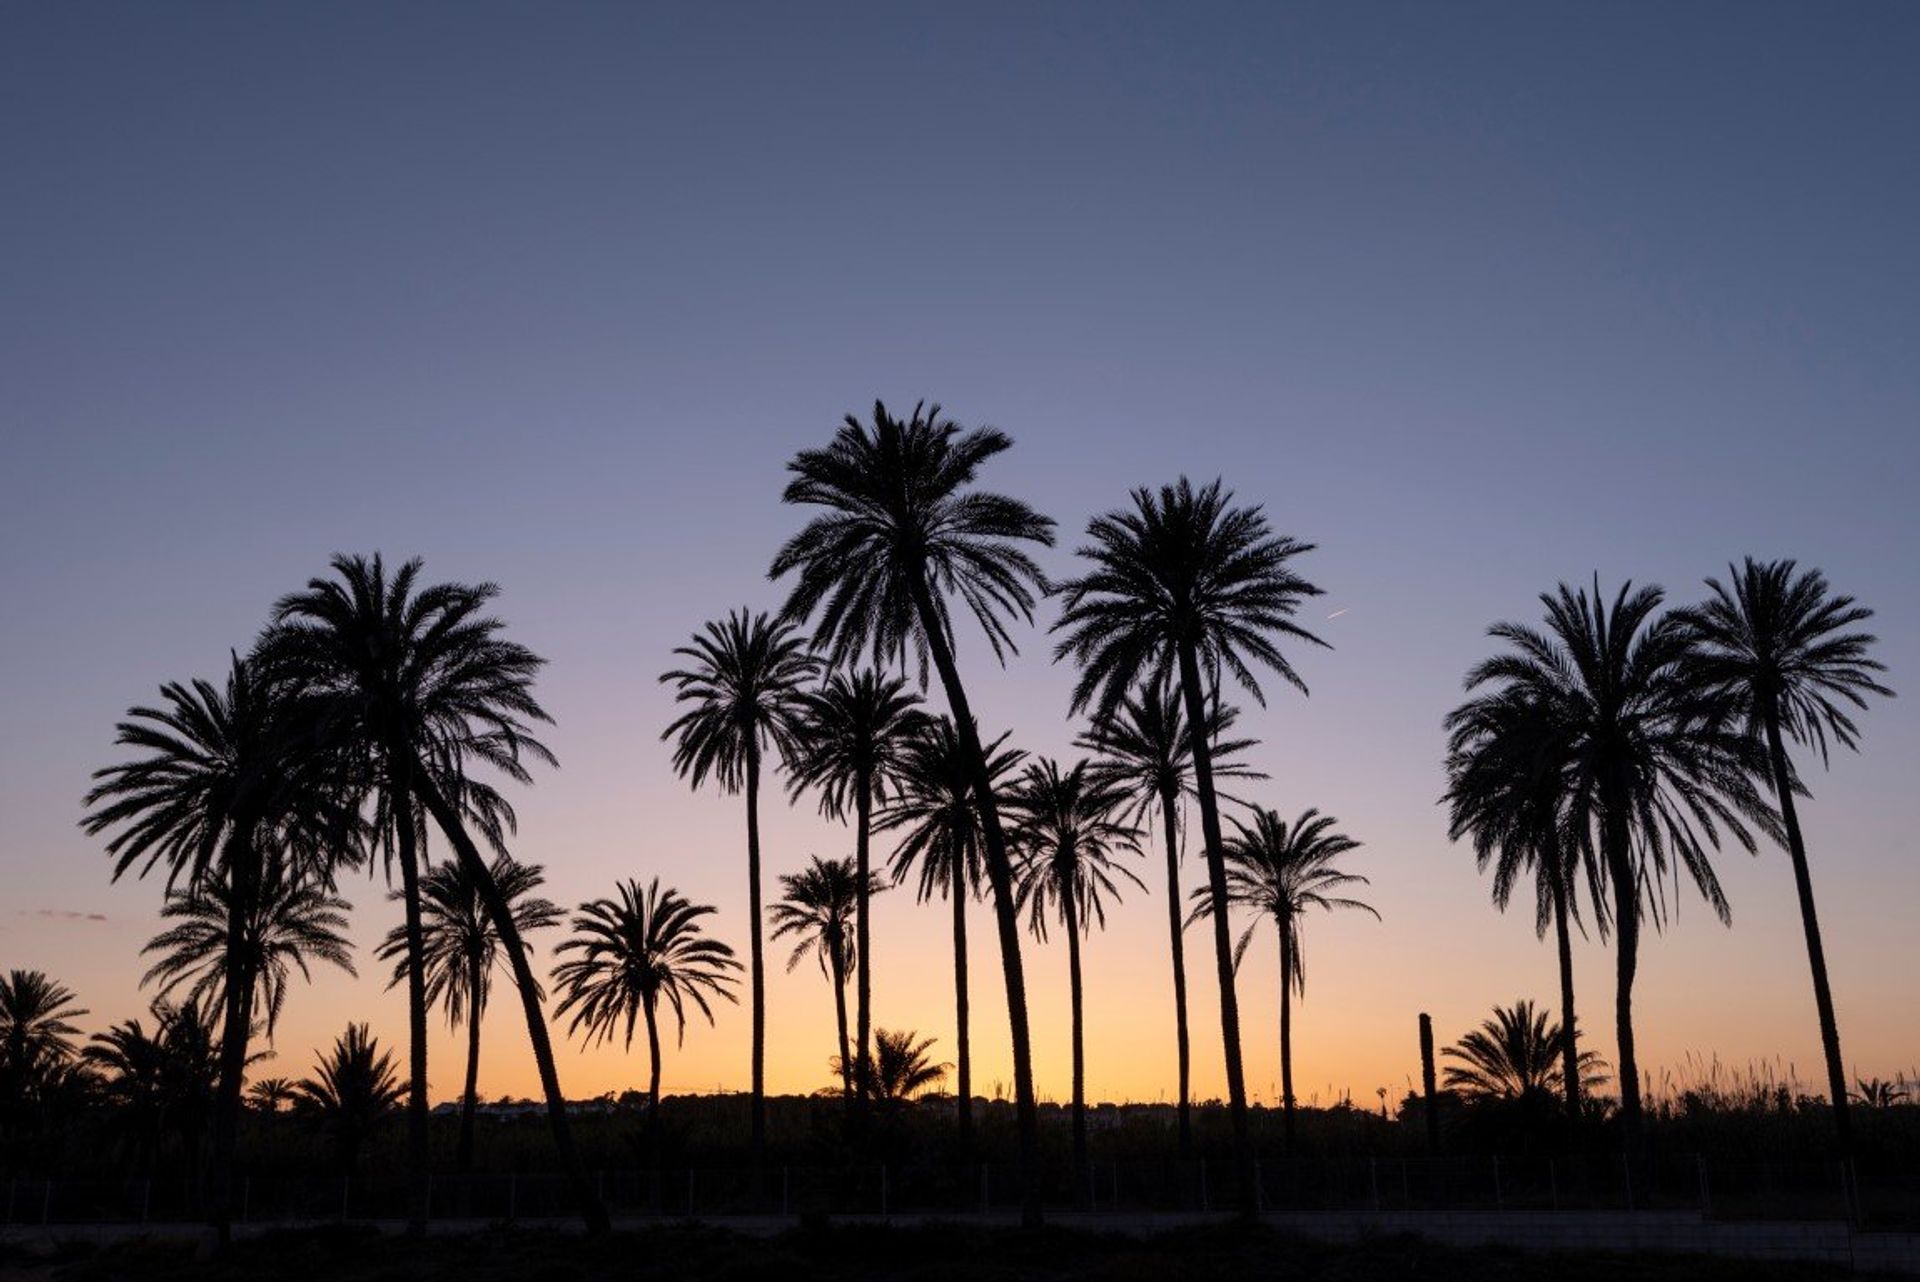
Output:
[980, 1164, 989, 1214]
[1697, 1155, 1711, 1218]
[1493, 1156, 1503, 1211]
[1622, 1154, 1634, 1213]
[1199, 1159, 1209, 1214]
[687, 1169, 694, 1220]
[1112, 1161, 1120, 1213]
[781, 1166, 789, 1217]
[141, 1178, 151, 1224]
[6, 1177, 14, 1226]
[1370, 1159, 1381, 1214]
[42, 1179, 52, 1225]
[1841, 1159, 1857, 1227]
[1253, 1159, 1263, 1215]
[508, 1172, 517, 1223]
[1548, 1158, 1558, 1213]
[425, 1173, 433, 1224]
[880, 1165, 888, 1219]
[1400, 1158, 1410, 1210]
[341, 1174, 349, 1221]
[242, 1176, 251, 1225]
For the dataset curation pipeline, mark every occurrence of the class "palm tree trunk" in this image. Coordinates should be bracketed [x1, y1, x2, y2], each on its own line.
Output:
[1547, 845, 1581, 1117]
[1765, 709, 1853, 1152]
[907, 571, 1042, 1229]
[1175, 640, 1254, 1213]
[1158, 783, 1193, 1153]
[952, 847, 973, 1152]
[1066, 893, 1088, 1205]
[644, 994, 663, 1113]
[855, 764, 873, 1111]
[1279, 922, 1295, 1155]
[744, 741, 769, 1186]
[206, 833, 258, 1251]
[390, 769, 431, 1237]
[832, 937, 853, 1100]
[1603, 800, 1642, 1135]
[457, 951, 482, 1171]
[412, 772, 610, 1235]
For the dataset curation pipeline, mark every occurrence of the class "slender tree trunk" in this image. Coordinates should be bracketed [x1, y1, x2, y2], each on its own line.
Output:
[1765, 709, 1853, 1152]
[1158, 783, 1193, 1153]
[206, 833, 258, 1251]
[743, 742, 768, 1186]
[413, 772, 610, 1234]
[855, 764, 874, 1111]
[644, 994, 662, 1113]
[1604, 798, 1642, 1136]
[1547, 844, 1582, 1117]
[908, 572, 1042, 1228]
[1066, 893, 1088, 1205]
[1176, 640, 1255, 1212]
[952, 844, 973, 1152]
[457, 950, 482, 1171]
[390, 767, 431, 1237]
[832, 938, 853, 1100]
[1279, 922, 1295, 1155]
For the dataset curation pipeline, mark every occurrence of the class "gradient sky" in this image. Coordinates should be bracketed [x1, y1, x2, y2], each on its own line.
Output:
[4, 3, 1917, 1112]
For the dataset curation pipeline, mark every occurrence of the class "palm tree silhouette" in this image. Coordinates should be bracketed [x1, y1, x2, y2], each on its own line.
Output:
[0, 970, 89, 1112]
[260, 553, 606, 1232]
[1077, 683, 1264, 1151]
[82, 653, 355, 1245]
[246, 1076, 296, 1114]
[293, 1023, 407, 1176]
[374, 854, 561, 1169]
[1679, 558, 1894, 1151]
[552, 878, 740, 1113]
[846, 1028, 950, 1108]
[1009, 758, 1142, 1194]
[85, 997, 223, 1176]
[1194, 808, 1377, 1154]
[879, 717, 1025, 1149]
[1466, 579, 1774, 1131]
[659, 609, 815, 1173]
[1442, 1000, 1608, 1103]
[1444, 687, 1600, 1114]
[771, 400, 1055, 1225]
[1054, 477, 1327, 1201]
[786, 668, 925, 1105]
[771, 855, 882, 1099]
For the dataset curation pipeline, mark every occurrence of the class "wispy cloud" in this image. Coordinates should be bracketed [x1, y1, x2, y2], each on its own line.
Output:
[18, 908, 110, 924]
[1326, 607, 1350, 620]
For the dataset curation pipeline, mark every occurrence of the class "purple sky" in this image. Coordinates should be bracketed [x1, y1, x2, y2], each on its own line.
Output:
[3, 3, 1915, 1104]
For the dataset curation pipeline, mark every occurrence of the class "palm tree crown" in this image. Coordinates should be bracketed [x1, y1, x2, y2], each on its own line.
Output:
[1442, 1000, 1608, 1102]
[552, 880, 741, 1051]
[0, 970, 89, 1097]
[786, 668, 926, 816]
[660, 610, 818, 791]
[854, 1028, 950, 1106]
[374, 855, 562, 1029]
[1010, 759, 1144, 941]
[771, 855, 880, 981]
[882, 719, 1025, 903]
[1206, 809, 1378, 989]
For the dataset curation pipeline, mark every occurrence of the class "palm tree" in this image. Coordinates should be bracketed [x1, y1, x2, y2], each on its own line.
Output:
[1466, 579, 1774, 1131]
[1679, 558, 1894, 1151]
[142, 853, 356, 1043]
[552, 879, 741, 1112]
[82, 653, 354, 1244]
[1077, 683, 1264, 1151]
[292, 1023, 407, 1176]
[786, 668, 925, 1106]
[848, 1028, 950, 1108]
[771, 401, 1055, 1225]
[246, 1077, 296, 1114]
[1053, 477, 1327, 1198]
[0, 970, 89, 1116]
[770, 855, 882, 1098]
[259, 554, 606, 1233]
[374, 854, 561, 1169]
[1009, 758, 1142, 1191]
[879, 718, 1025, 1148]
[85, 998, 222, 1175]
[1443, 687, 1600, 1114]
[1443, 1000, 1608, 1103]
[1196, 808, 1377, 1153]
[659, 609, 815, 1172]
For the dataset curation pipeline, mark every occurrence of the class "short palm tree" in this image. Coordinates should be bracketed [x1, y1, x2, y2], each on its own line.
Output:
[246, 1076, 296, 1114]
[374, 854, 561, 1168]
[879, 718, 1025, 1148]
[771, 855, 883, 1098]
[1077, 682, 1264, 1151]
[771, 400, 1055, 1225]
[786, 668, 925, 1103]
[0, 970, 89, 1111]
[1010, 758, 1143, 1189]
[1443, 1000, 1608, 1102]
[1054, 477, 1327, 1197]
[293, 1023, 407, 1176]
[1467, 579, 1774, 1130]
[1679, 558, 1893, 1151]
[85, 998, 222, 1174]
[850, 1028, 950, 1107]
[660, 609, 815, 1169]
[260, 554, 605, 1232]
[552, 879, 741, 1112]
[1196, 808, 1377, 1153]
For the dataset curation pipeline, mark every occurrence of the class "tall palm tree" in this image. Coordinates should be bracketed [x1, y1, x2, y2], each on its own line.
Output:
[1009, 758, 1142, 1190]
[1196, 808, 1377, 1153]
[659, 609, 815, 1172]
[1443, 687, 1601, 1114]
[0, 970, 88, 1115]
[552, 879, 740, 1112]
[771, 400, 1055, 1225]
[142, 852, 356, 1042]
[1679, 558, 1894, 1151]
[1077, 683, 1264, 1151]
[1442, 1000, 1608, 1103]
[82, 654, 354, 1244]
[1467, 579, 1775, 1130]
[259, 553, 607, 1233]
[293, 1023, 407, 1176]
[374, 854, 561, 1168]
[786, 668, 925, 1103]
[770, 855, 881, 1098]
[1053, 477, 1327, 1199]
[879, 718, 1025, 1148]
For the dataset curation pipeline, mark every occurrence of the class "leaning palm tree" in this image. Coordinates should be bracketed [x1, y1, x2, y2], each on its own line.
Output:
[0, 970, 89, 1108]
[1009, 758, 1142, 1192]
[786, 668, 925, 1106]
[552, 879, 741, 1112]
[374, 854, 561, 1168]
[1053, 477, 1327, 1199]
[1077, 682, 1264, 1151]
[771, 400, 1055, 1225]
[1467, 579, 1774, 1131]
[1443, 687, 1601, 1114]
[879, 718, 1026, 1148]
[292, 1023, 407, 1176]
[1679, 558, 1894, 1151]
[659, 609, 815, 1172]
[1196, 808, 1377, 1153]
[770, 855, 881, 1099]
[1443, 1000, 1608, 1103]
[259, 553, 606, 1233]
